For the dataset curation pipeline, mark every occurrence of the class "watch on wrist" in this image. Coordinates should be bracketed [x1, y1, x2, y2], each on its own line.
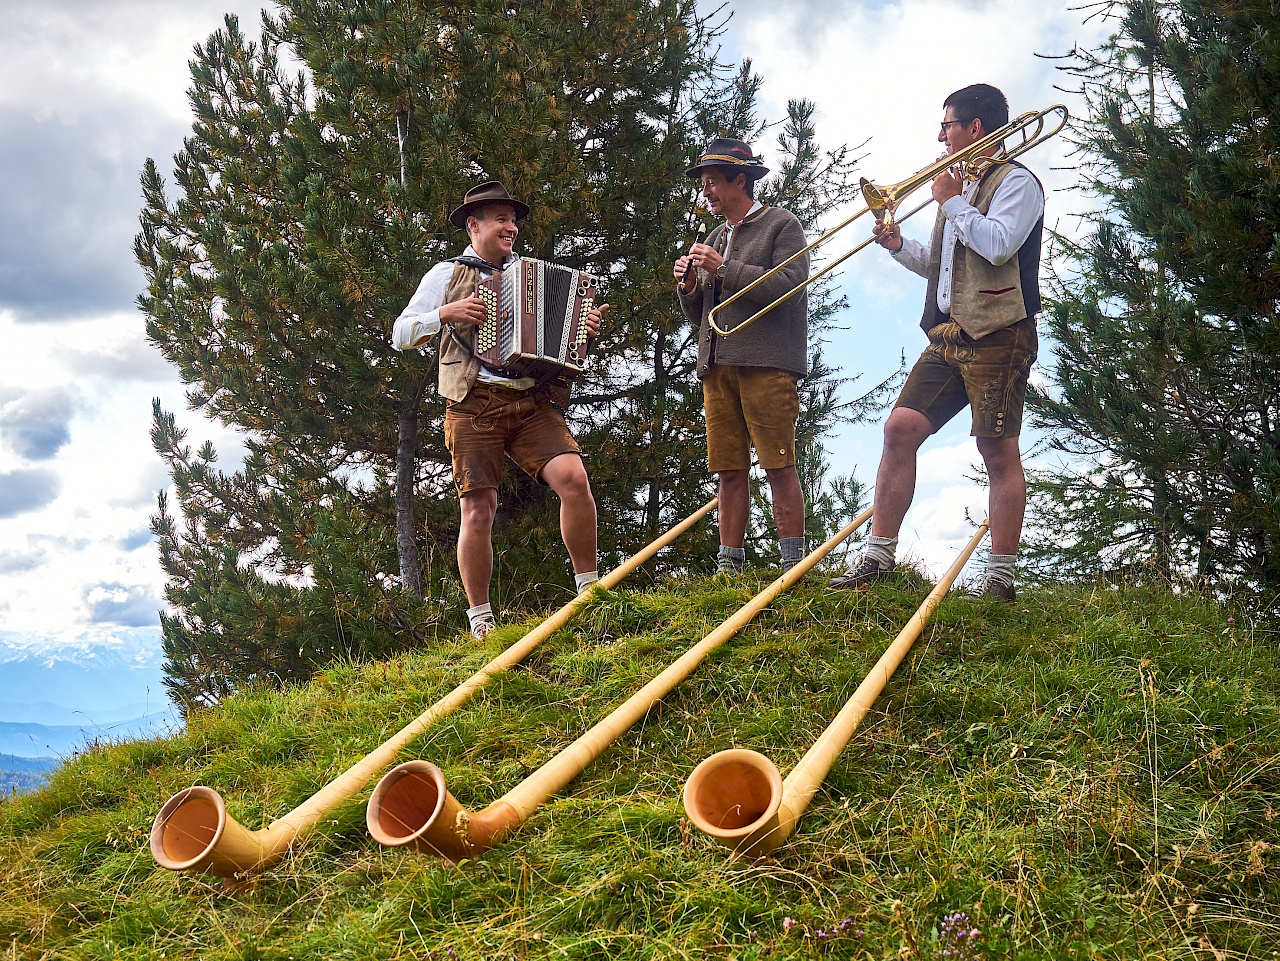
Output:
[715, 261, 729, 279]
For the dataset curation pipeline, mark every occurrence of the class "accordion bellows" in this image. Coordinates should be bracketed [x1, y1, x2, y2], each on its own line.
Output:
[474, 257, 599, 385]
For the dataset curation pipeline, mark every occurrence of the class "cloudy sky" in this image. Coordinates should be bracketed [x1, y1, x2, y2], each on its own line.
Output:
[0, 1, 1111, 669]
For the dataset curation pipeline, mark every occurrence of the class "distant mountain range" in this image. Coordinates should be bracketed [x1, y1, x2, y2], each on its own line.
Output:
[0, 710, 180, 759]
[0, 628, 182, 760]
[0, 753, 61, 795]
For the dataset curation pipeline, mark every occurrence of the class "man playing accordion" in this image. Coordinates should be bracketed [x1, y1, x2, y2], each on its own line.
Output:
[393, 182, 609, 638]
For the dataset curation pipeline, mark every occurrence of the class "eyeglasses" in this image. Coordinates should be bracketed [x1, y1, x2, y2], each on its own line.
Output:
[939, 119, 968, 133]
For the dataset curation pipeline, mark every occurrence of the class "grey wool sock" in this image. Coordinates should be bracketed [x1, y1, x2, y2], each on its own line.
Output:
[779, 536, 806, 569]
[575, 570, 600, 593]
[717, 545, 746, 574]
[985, 553, 1016, 587]
[865, 534, 898, 570]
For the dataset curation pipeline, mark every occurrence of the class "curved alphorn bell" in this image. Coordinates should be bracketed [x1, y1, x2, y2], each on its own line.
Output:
[365, 507, 875, 861]
[683, 520, 990, 857]
[149, 499, 718, 878]
[707, 105, 1069, 338]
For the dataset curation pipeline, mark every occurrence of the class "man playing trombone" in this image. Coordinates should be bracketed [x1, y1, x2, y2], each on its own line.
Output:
[674, 138, 810, 574]
[829, 84, 1043, 602]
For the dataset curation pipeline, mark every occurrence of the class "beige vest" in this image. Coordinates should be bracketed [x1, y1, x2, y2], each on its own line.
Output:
[437, 262, 483, 403]
[921, 163, 1031, 339]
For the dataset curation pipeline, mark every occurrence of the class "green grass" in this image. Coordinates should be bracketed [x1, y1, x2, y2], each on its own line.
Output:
[2, 575, 1278, 959]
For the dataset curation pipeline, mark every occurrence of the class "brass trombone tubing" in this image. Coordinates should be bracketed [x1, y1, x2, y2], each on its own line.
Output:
[683, 519, 990, 857]
[706, 199, 931, 338]
[365, 507, 876, 862]
[707, 104, 1069, 338]
[149, 498, 719, 878]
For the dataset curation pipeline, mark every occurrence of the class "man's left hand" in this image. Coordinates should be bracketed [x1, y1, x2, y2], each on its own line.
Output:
[687, 242, 725, 275]
[932, 167, 964, 205]
[585, 303, 609, 337]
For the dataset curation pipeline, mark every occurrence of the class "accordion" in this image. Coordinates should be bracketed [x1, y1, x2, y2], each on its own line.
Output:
[472, 257, 599, 387]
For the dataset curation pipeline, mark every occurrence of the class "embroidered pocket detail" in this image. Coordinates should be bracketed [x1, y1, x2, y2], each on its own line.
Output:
[978, 287, 1016, 295]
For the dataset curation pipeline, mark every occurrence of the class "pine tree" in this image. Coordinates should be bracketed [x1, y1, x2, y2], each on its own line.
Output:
[138, 3, 885, 707]
[1027, 0, 1280, 588]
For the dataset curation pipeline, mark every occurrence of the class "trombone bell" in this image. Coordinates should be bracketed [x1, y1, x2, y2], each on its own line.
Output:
[859, 177, 895, 223]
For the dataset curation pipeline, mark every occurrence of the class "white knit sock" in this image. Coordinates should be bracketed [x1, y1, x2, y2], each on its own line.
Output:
[467, 603, 495, 631]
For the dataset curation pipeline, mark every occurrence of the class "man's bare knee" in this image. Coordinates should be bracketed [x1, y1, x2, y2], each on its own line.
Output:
[543, 456, 592, 502]
[883, 408, 932, 452]
[976, 437, 1023, 476]
[459, 490, 497, 527]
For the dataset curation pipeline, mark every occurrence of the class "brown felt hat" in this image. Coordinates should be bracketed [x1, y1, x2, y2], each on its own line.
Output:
[449, 181, 531, 229]
[685, 138, 770, 180]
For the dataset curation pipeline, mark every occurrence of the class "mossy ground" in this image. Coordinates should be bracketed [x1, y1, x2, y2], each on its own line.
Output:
[2, 573, 1277, 959]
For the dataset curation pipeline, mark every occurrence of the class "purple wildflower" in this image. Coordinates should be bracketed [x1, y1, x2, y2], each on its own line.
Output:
[938, 911, 981, 961]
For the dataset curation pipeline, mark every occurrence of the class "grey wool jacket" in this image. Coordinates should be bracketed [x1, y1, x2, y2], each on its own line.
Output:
[678, 204, 809, 379]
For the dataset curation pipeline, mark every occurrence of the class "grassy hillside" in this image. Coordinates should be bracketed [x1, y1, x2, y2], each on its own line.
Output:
[1, 574, 1277, 959]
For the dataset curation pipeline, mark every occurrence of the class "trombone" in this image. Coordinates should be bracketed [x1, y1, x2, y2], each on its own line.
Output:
[706, 104, 1069, 338]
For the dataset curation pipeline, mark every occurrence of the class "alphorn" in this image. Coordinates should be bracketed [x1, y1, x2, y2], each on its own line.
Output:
[149, 498, 718, 878]
[365, 507, 875, 860]
[683, 520, 990, 856]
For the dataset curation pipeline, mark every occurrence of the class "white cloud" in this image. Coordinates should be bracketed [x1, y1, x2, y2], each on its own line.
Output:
[0, 309, 249, 635]
[0, 1, 274, 123]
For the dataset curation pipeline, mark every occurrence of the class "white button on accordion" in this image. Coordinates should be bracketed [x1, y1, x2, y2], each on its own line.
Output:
[473, 257, 600, 386]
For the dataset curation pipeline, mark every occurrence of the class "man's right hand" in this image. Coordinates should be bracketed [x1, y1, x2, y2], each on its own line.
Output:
[441, 295, 487, 326]
[872, 218, 903, 252]
[673, 255, 696, 291]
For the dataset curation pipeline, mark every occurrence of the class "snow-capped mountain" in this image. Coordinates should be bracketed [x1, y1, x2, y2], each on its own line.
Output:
[0, 627, 180, 757]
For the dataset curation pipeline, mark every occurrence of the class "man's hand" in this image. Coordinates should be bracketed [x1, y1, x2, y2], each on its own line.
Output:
[673, 255, 695, 290]
[441, 295, 487, 326]
[584, 303, 609, 337]
[686, 242, 725, 275]
[674, 242, 725, 291]
[932, 166, 964, 205]
[872, 217, 903, 252]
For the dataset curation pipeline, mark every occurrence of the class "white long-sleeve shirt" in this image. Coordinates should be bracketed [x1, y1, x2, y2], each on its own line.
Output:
[391, 246, 533, 389]
[891, 166, 1043, 314]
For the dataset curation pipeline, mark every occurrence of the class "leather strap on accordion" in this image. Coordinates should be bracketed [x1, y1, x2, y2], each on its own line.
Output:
[448, 254, 507, 273]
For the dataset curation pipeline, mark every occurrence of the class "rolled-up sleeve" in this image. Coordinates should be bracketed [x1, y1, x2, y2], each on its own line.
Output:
[392, 261, 454, 350]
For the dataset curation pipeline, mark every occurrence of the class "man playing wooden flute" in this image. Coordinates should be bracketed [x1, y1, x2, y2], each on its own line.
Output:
[674, 138, 810, 574]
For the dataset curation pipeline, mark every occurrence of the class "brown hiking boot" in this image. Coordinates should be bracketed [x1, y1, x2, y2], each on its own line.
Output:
[981, 578, 1016, 604]
[828, 554, 894, 590]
